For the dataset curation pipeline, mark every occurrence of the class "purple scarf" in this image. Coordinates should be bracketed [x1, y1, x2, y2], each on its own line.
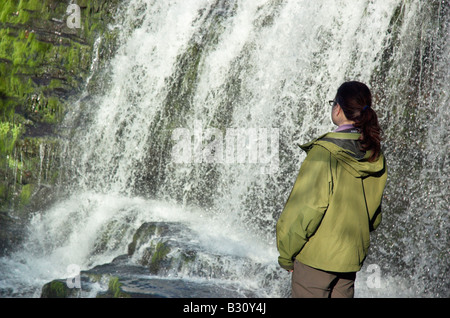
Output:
[334, 124, 356, 132]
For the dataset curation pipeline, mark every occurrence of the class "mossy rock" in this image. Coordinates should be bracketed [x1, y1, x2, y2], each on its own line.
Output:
[102, 276, 131, 298]
[141, 241, 172, 274]
[127, 222, 172, 256]
[40, 279, 82, 298]
[126, 222, 201, 275]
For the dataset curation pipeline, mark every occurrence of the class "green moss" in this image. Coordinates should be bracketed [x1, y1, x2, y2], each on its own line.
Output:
[27, 33, 52, 68]
[0, 5, 93, 126]
[107, 276, 130, 298]
[18, 0, 42, 11]
[41, 280, 69, 298]
[0, 0, 121, 217]
[0, 1, 16, 23]
[0, 29, 13, 58]
[93, 219, 129, 255]
[18, 183, 33, 208]
[40, 278, 84, 298]
[0, 122, 22, 154]
[42, 97, 63, 123]
[0, 135, 61, 212]
[127, 222, 158, 255]
[8, 156, 23, 170]
[180, 249, 197, 264]
[149, 241, 171, 273]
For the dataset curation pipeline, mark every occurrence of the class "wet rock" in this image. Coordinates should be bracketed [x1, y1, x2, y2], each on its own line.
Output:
[127, 222, 199, 275]
[40, 222, 264, 298]
[127, 222, 268, 283]
[0, 211, 24, 256]
[41, 253, 255, 298]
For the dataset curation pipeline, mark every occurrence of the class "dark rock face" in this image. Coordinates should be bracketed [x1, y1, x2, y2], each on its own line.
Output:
[0, 211, 24, 256]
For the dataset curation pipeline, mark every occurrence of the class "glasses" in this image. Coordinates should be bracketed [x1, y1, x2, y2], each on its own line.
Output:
[329, 100, 337, 107]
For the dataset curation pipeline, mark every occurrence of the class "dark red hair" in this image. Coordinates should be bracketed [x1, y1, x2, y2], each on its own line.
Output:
[335, 81, 381, 162]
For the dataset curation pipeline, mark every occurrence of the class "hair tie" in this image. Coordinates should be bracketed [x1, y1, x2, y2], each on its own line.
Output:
[363, 105, 370, 111]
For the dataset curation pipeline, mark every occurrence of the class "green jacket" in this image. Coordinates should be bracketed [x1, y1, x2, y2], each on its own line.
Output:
[276, 131, 387, 272]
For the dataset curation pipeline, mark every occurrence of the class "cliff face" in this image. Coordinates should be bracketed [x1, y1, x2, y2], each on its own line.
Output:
[0, 0, 120, 255]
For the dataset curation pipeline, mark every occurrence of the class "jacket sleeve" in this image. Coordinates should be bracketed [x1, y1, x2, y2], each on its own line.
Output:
[276, 146, 331, 270]
[370, 203, 382, 231]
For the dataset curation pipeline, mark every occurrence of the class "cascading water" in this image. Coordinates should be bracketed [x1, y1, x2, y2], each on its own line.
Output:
[0, 0, 448, 297]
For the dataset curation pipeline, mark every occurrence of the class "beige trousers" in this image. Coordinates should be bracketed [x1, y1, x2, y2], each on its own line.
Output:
[291, 260, 356, 298]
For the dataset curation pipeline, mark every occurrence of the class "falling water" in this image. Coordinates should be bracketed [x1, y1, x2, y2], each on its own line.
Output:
[0, 0, 448, 297]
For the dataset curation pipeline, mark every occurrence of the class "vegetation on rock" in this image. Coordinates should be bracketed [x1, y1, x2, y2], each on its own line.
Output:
[0, 0, 120, 255]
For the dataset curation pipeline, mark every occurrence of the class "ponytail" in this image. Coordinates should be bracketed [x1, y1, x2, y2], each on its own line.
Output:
[335, 81, 381, 162]
[354, 105, 381, 162]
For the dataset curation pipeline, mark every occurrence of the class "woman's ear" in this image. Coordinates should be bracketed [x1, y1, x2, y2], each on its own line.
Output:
[335, 104, 341, 115]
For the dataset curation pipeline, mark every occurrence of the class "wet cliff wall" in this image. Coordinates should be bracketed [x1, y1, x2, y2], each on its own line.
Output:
[0, 0, 120, 254]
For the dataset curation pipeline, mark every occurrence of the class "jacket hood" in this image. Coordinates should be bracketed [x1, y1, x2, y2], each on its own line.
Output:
[299, 132, 386, 178]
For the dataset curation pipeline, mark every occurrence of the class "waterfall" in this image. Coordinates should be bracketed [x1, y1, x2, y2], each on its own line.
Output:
[0, 0, 448, 297]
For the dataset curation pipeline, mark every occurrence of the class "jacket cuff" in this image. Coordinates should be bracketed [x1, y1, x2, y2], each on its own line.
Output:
[278, 257, 294, 271]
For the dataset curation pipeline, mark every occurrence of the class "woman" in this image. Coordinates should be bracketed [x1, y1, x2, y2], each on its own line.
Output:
[276, 81, 387, 298]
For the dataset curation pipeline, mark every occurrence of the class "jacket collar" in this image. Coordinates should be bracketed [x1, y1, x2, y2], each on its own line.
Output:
[299, 132, 385, 178]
